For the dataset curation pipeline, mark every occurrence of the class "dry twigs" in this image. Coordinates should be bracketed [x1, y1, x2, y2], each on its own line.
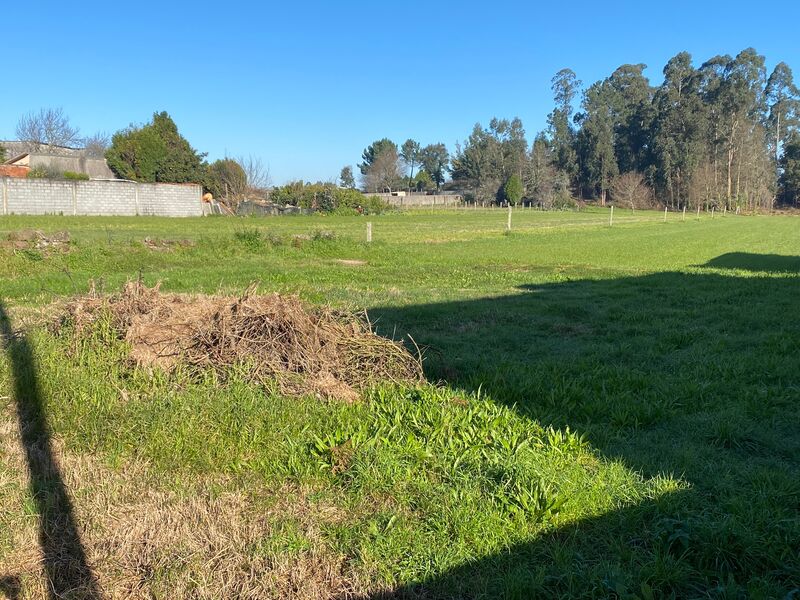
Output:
[58, 281, 423, 402]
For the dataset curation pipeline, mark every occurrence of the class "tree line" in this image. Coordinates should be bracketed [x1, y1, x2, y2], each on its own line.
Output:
[350, 139, 450, 194]
[7, 49, 800, 212]
[351, 48, 800, 210]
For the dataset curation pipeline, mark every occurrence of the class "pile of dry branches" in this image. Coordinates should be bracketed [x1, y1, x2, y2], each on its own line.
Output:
[59, 281, 423, 402]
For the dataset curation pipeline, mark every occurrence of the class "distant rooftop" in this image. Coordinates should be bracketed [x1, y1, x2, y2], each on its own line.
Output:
[0, 141, 90, 160]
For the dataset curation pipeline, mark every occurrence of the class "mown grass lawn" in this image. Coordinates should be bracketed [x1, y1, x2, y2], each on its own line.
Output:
[1, 208, 798, 599]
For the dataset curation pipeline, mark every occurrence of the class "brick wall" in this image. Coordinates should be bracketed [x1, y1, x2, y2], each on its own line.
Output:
[0, 165, 29, 178]
[1, 178, 203, 217]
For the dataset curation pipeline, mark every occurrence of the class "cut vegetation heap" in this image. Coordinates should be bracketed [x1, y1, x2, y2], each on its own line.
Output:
[58, 281, 423, 402]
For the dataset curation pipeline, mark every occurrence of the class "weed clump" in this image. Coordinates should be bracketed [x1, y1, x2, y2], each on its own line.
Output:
[58, 281, 423, 402]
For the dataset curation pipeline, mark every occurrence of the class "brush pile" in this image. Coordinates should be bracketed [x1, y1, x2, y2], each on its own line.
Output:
[1, 229, 71, 252]
[59, 281, 423, 401]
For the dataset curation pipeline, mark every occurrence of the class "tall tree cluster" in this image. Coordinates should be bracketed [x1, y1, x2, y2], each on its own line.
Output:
[446, 48, 800, 209]
[356, 138, 450, 193]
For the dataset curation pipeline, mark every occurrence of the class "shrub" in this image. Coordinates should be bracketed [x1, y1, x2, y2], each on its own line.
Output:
[551, 192, 578, 210]
[360, 195, 391, 214]
[268, 182, 390, 214]
[27, 166, 52, 179]
[503, 174, 523, 206]
[26, 167, 89, 180]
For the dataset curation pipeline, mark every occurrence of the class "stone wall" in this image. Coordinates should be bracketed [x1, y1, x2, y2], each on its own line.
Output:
[1, 178, 203, 217]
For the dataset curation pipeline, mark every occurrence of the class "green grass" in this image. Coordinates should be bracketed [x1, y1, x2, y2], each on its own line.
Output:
[1, 208, 799, 598]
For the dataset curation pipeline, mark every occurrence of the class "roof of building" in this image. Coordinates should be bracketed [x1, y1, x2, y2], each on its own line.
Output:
[0, 141, 91, 160]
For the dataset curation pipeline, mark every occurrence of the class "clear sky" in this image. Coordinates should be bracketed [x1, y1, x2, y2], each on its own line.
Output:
[2, 0, 799, 184]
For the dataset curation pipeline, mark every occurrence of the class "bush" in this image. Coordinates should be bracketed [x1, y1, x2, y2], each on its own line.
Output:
[503, 174, 523, 206]
[551, 192, 578, 210]
[365, 195, 390, 214]
[268, 182, 391, 214]
[27, 166, 53, 179]
[26, 167, 90, 180]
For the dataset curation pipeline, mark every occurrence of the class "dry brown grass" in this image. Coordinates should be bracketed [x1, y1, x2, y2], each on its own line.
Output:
[57, 281, 423, 403]
[0, 409, 372, 599]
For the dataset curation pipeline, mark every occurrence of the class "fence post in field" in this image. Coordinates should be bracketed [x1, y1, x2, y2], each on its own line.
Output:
[507, 205, 512, 231]
[683, 206, 686, 221]
[664, 206, 668, 222]
[366, 222, 372, 243]
[697, 205, 700, 218]
[609, 205, 614, 227]
[711, 207, 715, 218]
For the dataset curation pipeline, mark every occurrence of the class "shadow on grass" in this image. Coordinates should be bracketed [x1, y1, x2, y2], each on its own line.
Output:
[0, 304, 101, 599]
[702, 252, 800, 272]
[0, 577, 20, 600]
[363, 261, 800, 598]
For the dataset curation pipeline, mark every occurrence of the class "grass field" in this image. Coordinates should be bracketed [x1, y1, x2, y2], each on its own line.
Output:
[1, 208, 798, 599]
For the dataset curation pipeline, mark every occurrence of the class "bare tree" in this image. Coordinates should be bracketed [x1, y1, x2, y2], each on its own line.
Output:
[610, 171, 655, 210]
[82, 132, 110, 158]
[362, 146, 402, 192]
[237, 155, 271, 197]
[15, 107, 82, 151]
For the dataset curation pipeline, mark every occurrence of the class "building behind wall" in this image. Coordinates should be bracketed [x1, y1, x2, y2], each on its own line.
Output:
[0, 141, 117, 179]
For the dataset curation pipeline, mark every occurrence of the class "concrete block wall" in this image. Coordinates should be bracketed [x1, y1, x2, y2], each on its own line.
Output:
[1, 178, 203, 217]
[76, 180, 137, 216]
[5, 178, 73, 214]
[369, 193, 464, 207]
[137, 183, 203, 217]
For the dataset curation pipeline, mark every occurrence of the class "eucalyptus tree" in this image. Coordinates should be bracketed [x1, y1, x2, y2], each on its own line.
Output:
[450, 124, 498, 201]
[697, 55, 732, 203]
[451, 118, 527, 202]
[712, 49, 768, 207]
[605, 64, 654, 174]
[339, 165, 356, 189]
[779, 131, 800, 205]
[765, 62, 800, 162]
[575, 81, 618, 204]
[419, 143, 449, 190]
[651, 52, 706, 207]
[400, 139, 421, 191]
[547, 69, 581, 185]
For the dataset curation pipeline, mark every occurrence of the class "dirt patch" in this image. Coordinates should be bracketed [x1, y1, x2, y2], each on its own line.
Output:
[58, 281, 422, 402]
[334, 259, 367, 267]
[142, 237, 195, 251]
[0, 229, 71, 253]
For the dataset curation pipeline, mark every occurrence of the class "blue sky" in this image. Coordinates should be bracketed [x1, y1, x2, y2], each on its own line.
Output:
[3, 1, 799, 184]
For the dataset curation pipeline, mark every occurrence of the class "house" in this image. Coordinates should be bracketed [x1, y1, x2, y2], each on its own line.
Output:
[0, 141, 117, 179]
